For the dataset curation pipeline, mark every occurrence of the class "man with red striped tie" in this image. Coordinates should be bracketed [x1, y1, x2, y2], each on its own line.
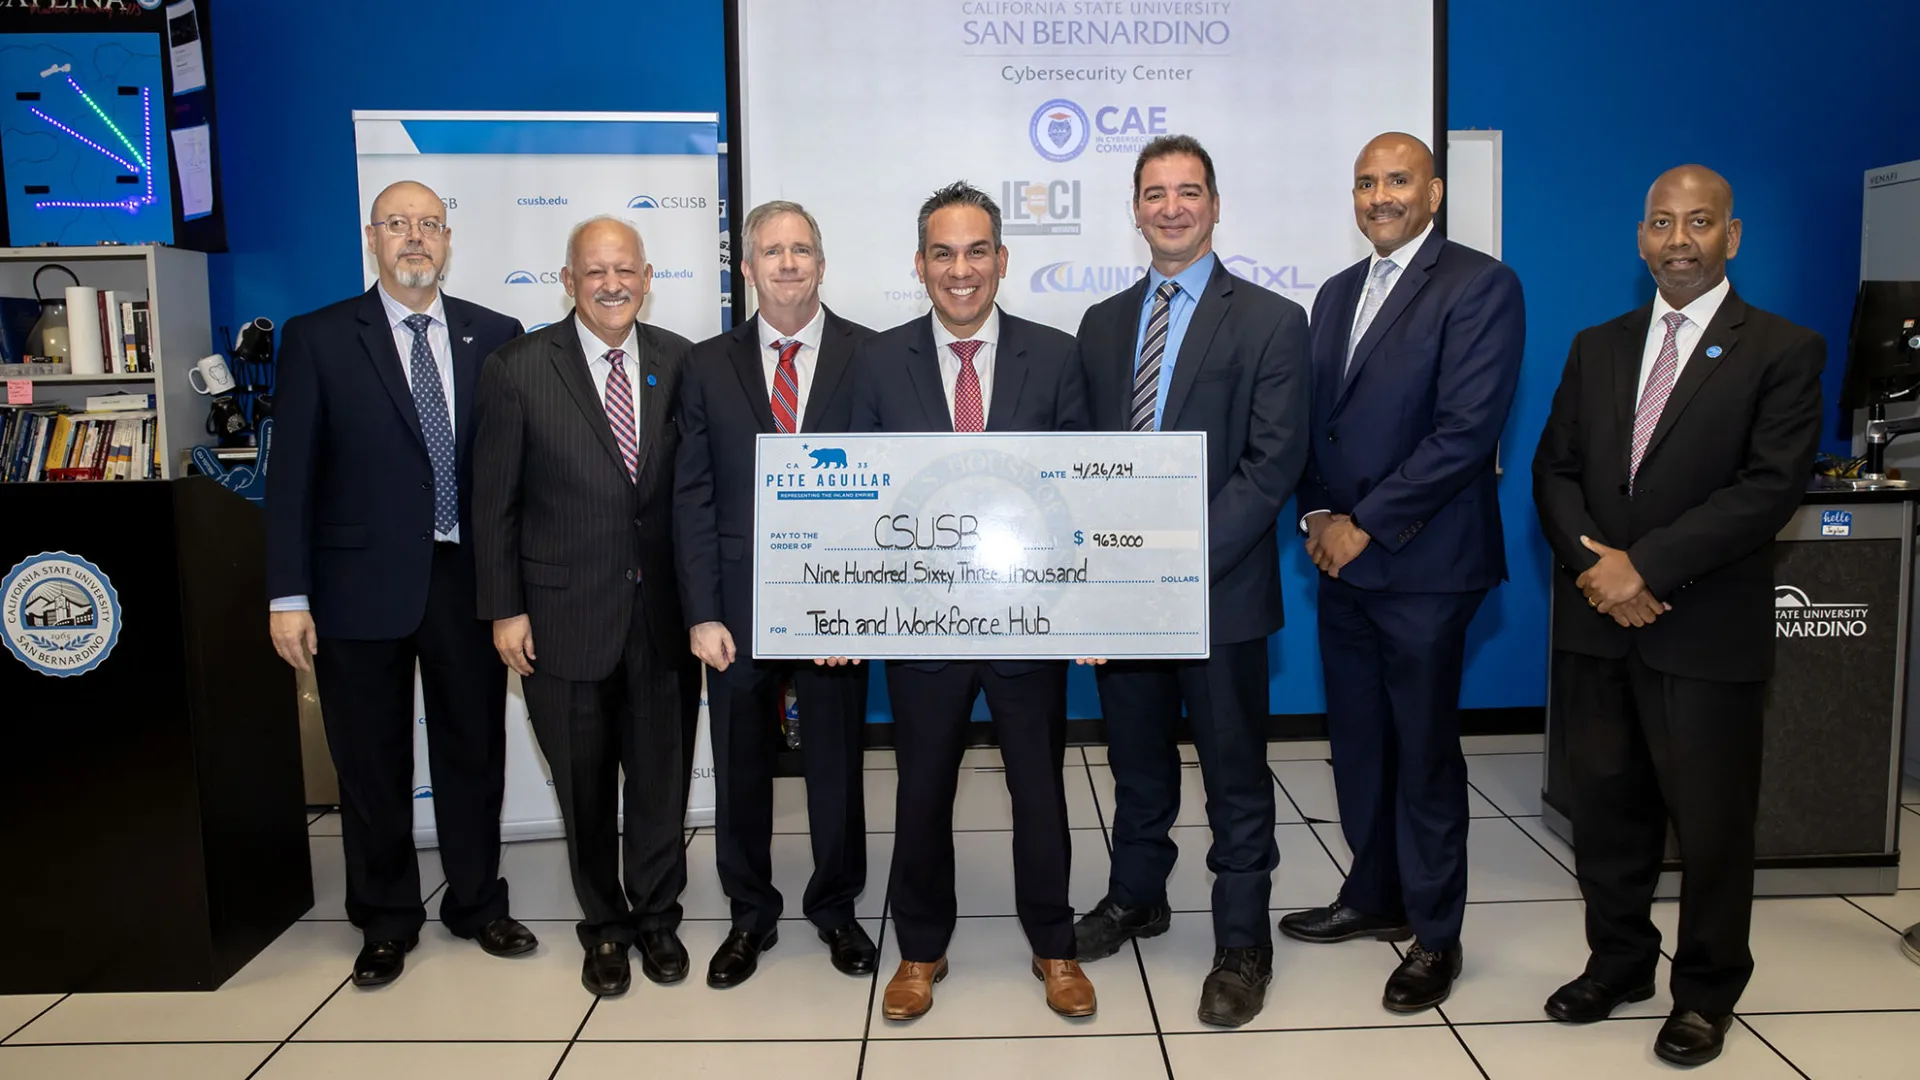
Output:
[1533, 166, 1823, 1066]
[473, 216, 702, 998]
[846, 181, 1097, 1022]
[675, 201, 879, 988]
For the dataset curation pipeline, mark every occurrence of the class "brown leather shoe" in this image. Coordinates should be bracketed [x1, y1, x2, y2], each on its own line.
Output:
[882, 957, 949, 1021]
[1032, 957, 1097, 1018]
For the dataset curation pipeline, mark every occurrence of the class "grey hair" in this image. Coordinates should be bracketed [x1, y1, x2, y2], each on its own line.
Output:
[742, 200, 825, 263]
[564, 214, 645, 268]
[916, 181, 1002, 253]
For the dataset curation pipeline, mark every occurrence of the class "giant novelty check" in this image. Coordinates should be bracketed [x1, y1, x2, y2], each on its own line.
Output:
[752, 432, 1209, 660]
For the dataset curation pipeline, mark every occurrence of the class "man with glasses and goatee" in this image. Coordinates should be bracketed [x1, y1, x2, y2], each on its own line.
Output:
[267, 180, 536, 989]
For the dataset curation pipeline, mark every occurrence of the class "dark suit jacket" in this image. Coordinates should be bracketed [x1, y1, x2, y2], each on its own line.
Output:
[1298, 231, 1527, 594]
[264, 287, 523, 640]
[1075, 257, 1311, 644]
[675, 307, 875, 643]
[848, 308, 1090, 673]
[472, 316, 692, 683]
[1532, 289, 1824, 682]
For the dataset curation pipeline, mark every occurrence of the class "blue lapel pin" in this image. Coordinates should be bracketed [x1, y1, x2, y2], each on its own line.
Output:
[1706, 345, 1722, 358]
[647, 373, 658, 386]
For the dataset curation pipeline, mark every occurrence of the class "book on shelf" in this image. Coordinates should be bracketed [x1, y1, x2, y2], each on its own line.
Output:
[1, 403, 159, 482]
[85, 392, 156, 412]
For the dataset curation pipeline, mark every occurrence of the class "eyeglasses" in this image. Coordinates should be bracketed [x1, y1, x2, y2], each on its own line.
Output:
[372, 216, 448, 237]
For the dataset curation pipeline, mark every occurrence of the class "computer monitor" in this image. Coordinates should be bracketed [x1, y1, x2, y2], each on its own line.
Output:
[1839, 280, 1920, 410]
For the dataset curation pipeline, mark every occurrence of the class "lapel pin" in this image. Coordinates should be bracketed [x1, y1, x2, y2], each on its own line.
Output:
[462, 335, 473, 344]
[1705, 345, 1722, 358]
[647, 373, 658, 386]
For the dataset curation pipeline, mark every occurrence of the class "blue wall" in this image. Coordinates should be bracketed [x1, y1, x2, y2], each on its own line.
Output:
[210, 0, 1919, 716]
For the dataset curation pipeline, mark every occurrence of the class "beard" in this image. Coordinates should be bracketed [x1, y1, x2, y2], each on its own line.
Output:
[395, 265, 438, 289]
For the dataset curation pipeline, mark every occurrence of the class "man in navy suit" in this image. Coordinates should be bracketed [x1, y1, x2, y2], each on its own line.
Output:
[1070, 135, 1311, 1028]
[848, 181, 1097, 1023]
[675, 201, 878, 987]
[1284, 133, 1525, 1014]
[265, 180, 535, 988]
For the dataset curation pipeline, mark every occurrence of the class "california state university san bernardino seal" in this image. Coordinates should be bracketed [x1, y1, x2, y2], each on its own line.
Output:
[1, 552, 124, 677]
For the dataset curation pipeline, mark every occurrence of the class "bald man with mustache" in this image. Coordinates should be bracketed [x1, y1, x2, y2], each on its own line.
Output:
[1533, 165, 1823, 1066]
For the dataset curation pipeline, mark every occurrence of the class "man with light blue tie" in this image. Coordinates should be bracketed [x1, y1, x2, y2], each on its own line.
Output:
[265, 180, 534, 989]
[1287, 133, 1526, 1016]
[1071, 135, 1311, 1028]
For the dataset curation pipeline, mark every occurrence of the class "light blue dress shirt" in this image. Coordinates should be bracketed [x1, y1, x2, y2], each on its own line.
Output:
[1132, 253, 1217, 430]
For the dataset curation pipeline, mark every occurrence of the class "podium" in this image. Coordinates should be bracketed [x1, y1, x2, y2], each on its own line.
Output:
[0, 477, 311, 992]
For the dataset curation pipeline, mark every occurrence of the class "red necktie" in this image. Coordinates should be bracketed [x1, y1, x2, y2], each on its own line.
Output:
[770, 338, 801, 434]
[603, 348, 637, 482]
[950, 338, 984, 432]
[1629, 312, 1686, 491]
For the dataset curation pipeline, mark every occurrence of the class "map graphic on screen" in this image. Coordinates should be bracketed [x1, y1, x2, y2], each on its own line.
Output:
[1, 33, 174, 246]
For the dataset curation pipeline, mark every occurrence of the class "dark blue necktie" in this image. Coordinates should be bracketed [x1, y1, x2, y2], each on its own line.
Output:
[403, 313, 457, 534]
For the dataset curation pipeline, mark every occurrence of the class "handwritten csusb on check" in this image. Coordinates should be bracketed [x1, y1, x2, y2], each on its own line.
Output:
[750, 432, 1210, 660]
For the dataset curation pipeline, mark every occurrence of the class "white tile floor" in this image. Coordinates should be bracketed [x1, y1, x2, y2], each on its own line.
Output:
[3, 737, 1917, 1079]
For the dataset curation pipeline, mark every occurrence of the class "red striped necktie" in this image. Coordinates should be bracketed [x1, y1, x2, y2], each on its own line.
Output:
[771, 338, 801, 433]
[603, 348, 637, 482]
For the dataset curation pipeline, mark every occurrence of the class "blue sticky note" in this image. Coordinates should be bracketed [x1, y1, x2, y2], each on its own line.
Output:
[647, 373, 658, 386]
[1706, 345, 1722, 358]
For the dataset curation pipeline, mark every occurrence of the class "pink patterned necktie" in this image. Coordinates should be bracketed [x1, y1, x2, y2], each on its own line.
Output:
[950, 338, 984, 432]
[1629, 312, 1687, 491]
[770, 338, 801, 434]
[603, 348, 637, 482]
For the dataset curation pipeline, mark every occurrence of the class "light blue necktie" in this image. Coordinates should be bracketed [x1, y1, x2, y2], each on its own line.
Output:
[403, 313, 457, 534]
[1345, 258, 1400, 375]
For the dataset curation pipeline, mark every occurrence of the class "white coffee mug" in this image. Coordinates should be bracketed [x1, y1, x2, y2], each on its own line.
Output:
[188, 354, 236, 395]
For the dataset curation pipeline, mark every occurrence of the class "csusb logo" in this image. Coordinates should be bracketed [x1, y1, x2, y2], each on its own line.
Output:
[1774, 584, 1869, 638]
[1030, 99, 1168, 162]
[1001, 179, 1082, 236]
[2, 552, 123, 677]
[628, 194, 710, 209]
[504, 269, 562, 285]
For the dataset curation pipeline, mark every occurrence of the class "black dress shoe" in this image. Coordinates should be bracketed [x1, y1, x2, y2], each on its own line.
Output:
[819, 922, 878, 976]
[1544, 974, 1656, 1023]
[1279, 901, 1413, 944]
[474, 917, 539, 958]
[1383, 944, 1463, 1014]
[582, 941, 631, 997]
[1073, 896, 1173, 962]
[1655, 1008, 1734, 1067]
[637, 928, 690, 984]
[706, 927, 778, 988]
[351, 935, 418, 988]
[1196, 946, 1273, 1028]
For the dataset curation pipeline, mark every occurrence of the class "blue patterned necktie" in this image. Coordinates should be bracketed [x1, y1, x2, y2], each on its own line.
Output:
[1131, 280, 1180, 431]
[1346, 257, 1401, 375]
[403, 313, 457, 534]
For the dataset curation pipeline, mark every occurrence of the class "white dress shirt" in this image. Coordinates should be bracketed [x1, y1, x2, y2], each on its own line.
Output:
[1636, 276, 1731, 402]
[1347, 218, 1436, 344]
[931, 305, 1001, 428]
[758, 304, 827, 425]
[576, 314, 641, 419]
[268, 285, 459, 613]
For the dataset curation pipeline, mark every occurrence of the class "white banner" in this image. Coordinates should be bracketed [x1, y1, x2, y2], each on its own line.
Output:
[739, 1, 1435, 333]
[350, 110, 722, 842]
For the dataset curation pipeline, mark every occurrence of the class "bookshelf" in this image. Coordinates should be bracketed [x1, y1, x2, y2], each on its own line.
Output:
[0, 244, 212, 480]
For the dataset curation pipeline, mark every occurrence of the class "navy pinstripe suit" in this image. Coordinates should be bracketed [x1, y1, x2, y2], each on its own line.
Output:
[473, 315, 702, 947]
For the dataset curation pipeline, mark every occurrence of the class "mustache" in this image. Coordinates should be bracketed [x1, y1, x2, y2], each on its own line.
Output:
[592, 289, 633, 304]
[398, 242, 433, 258]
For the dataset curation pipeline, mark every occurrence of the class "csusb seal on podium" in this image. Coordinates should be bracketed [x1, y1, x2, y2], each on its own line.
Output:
[1, 551, 123, 677]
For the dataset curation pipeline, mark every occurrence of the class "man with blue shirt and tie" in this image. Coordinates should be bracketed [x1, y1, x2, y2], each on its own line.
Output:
[1071, 136, 1311, 1027]
[266, 180, 535, 989]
